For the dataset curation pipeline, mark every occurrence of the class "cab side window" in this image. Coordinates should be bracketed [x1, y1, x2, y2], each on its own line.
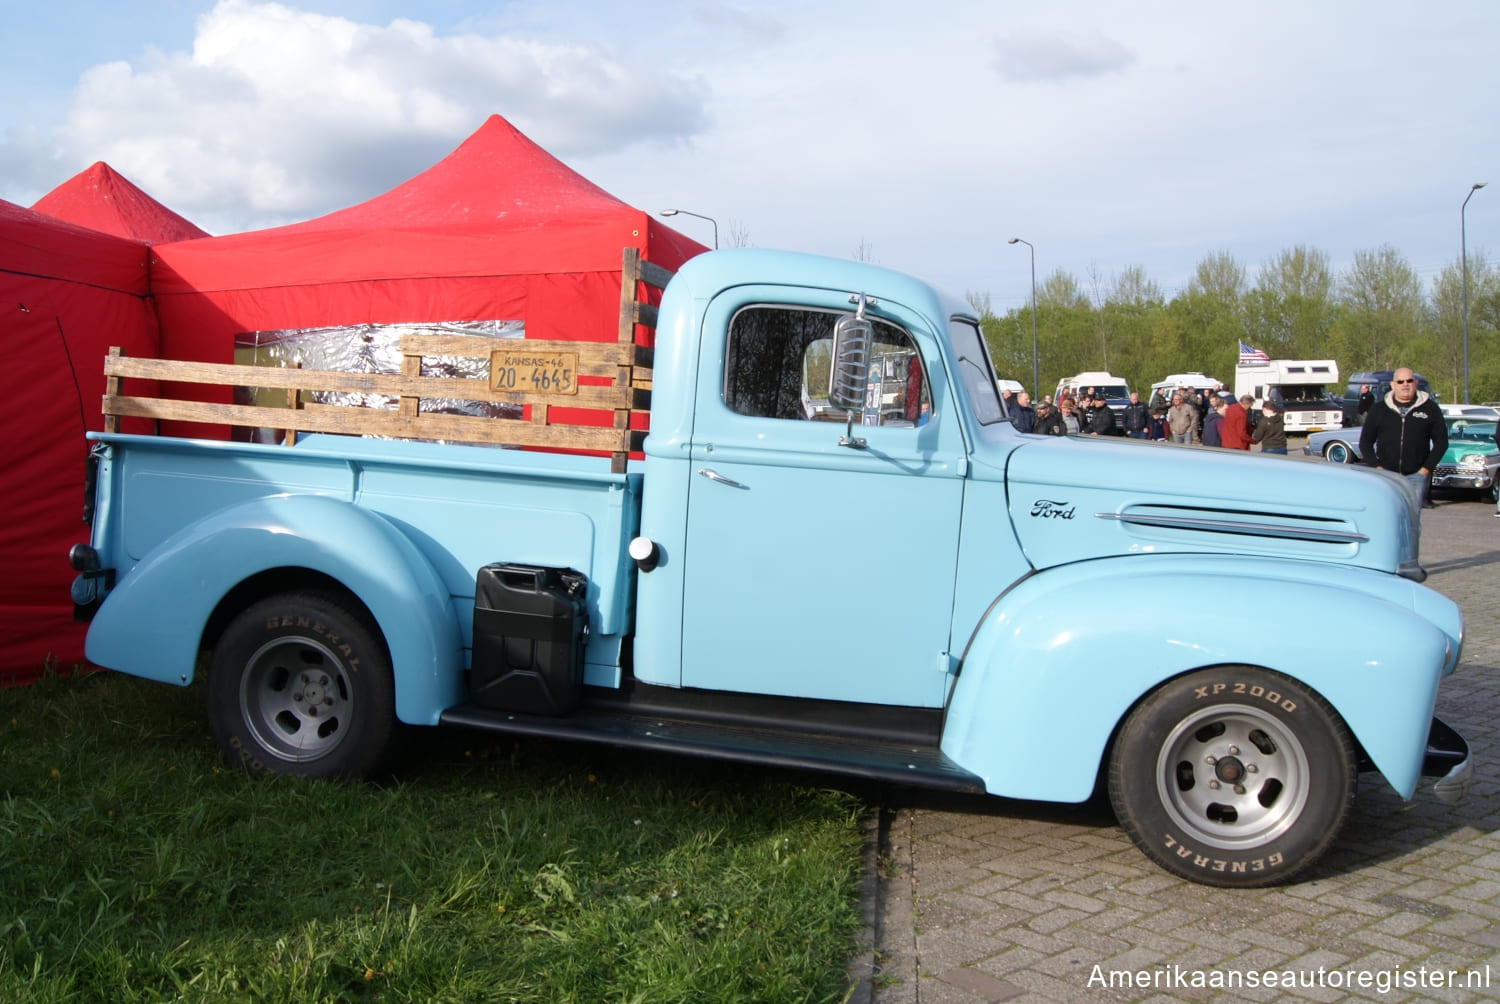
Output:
[723, 305, 929, 425]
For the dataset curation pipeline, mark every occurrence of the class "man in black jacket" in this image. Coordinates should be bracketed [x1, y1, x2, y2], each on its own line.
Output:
[1085, 397, 1120, 436]
[1120, 391, 1149, 439]
[1358, 368, 1446, 509]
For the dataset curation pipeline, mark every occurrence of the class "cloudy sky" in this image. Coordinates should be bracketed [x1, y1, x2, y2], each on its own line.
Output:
[3, 0, 1498, 309]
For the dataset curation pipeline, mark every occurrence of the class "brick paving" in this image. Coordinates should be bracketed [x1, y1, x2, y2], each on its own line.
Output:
[869, 469, 1500, 1003]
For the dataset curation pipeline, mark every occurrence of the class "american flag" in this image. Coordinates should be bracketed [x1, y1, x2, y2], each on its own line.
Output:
[1239, 341, 1270, 364]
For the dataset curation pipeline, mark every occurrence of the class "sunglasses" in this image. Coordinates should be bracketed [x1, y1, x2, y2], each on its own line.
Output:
[1393, 379, 1415, 384]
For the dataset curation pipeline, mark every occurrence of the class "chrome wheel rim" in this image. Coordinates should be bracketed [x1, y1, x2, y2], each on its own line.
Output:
[1155, 703, 1310, 851]
[239, 636, 354, 763]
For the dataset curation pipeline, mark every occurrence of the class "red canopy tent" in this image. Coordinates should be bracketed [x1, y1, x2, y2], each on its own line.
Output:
[32, 162, 210, 244]
[150, 115, 706, 359]
[3, 114, 702, 678]
[0, 199, 158, 681]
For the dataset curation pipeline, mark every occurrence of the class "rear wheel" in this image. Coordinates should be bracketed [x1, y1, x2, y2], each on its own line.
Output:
[1108, 666, 1355, 887]
[207, 591, 395, 779]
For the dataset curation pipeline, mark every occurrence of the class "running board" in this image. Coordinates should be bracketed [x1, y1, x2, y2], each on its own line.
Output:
[439, 700, 985, 794]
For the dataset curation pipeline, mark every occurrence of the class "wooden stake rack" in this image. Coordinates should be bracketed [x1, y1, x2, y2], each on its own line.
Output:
[102, 248, 675, 473]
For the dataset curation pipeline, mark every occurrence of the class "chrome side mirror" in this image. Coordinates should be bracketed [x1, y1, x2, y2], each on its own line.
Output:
[827, 299, 873, 411]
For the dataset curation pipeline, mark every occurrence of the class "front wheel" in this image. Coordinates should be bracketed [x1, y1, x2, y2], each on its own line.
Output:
[207, 591, 396, 779]
[1108, 667, 1355, 887]
[1324, 441, 1354, 464]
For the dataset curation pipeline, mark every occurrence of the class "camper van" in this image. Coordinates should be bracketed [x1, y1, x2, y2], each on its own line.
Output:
[1235, 359, 1342, 433]
[1054, 371, 1130, 419]
[1148, 373, 1225, 409]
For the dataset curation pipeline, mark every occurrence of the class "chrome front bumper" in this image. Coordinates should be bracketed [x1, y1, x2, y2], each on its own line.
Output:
[1429, 474, 1492, 490]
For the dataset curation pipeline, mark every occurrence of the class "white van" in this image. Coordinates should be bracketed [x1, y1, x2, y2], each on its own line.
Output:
[1148, 372, 1225, 408]
[1054, 371, 1131, 418]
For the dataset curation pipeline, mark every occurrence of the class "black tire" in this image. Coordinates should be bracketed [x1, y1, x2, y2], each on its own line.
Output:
[1108, 666, 1355, 887]
[1324, 441, 1353, 464]
[207, 591, 396, 779]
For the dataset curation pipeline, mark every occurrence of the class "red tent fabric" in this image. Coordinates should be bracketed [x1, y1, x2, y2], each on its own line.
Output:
[0, 199, 158, 681]
[3, 114, 703, 678]
[150, 115, 706, 357]
[31, 162, 209, 244]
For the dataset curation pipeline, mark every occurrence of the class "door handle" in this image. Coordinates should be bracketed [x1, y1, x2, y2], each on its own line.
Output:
[697, 468, 748, 489]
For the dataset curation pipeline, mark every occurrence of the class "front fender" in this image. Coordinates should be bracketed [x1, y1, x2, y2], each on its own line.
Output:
[85, 494, 463, 725]
[941, 554, 1459, 802]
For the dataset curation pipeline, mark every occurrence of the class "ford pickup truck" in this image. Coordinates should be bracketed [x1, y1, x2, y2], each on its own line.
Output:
[70, 247, 1470, 887]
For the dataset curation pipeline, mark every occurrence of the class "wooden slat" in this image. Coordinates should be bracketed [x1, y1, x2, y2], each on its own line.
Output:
[284, 360, 302, 446]
[398, 334, 648, 367]
[104, 346, 122, 434]
[632, 301, 659, 330]
[639, 259, 674, 292]
[619, 247, 644, 349]
[101, 355, 645, 410]
[103, 394, 644, 452]
[398, 351, 420, 422]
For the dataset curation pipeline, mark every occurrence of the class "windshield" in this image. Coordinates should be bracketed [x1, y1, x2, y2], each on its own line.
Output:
[1448, 420, 1497, 442]
[1270, 384, 1332, 405]
[1096, 385, 1130, 402]
[948, 318, 1006, 425]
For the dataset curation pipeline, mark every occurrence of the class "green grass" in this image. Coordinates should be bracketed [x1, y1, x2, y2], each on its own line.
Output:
[0, 670, 867, 1003]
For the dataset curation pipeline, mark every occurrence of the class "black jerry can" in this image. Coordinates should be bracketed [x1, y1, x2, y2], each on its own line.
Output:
[470, 564, 588, 715]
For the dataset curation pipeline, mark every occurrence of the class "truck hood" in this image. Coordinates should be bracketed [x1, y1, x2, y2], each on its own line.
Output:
[1003, 436, 1421, 577]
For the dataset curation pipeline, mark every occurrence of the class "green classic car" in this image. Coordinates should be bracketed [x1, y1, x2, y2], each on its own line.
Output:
[1431, 419, 1500, 501]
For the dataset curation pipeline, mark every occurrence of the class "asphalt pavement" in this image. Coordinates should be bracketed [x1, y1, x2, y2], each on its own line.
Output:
[856, 455, 1500, 1004]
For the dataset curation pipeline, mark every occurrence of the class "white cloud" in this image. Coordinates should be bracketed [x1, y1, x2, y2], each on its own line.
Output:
[46, 0, 708, 231]
[992, 30, 1136, 82]
[689, 4, 788, 46]
[5, 0, 1499, 304]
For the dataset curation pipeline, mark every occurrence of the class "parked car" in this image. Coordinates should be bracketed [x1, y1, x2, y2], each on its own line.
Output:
[1432, 420, 1500, 501]
[1305, 417, 1500, 501]
[1303, 426, 1363, 465]
[1439, 404, 1500, 421]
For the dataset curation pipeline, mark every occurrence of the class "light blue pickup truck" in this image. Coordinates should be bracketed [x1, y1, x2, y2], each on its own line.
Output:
[71, 248, 1470, 886]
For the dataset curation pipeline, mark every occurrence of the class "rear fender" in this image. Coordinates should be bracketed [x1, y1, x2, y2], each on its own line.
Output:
[941, 555, 1456, 802]
[85, 494, 462, 725]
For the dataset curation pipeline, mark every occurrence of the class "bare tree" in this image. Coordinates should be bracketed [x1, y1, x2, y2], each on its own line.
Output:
[725, 219, 752, 248]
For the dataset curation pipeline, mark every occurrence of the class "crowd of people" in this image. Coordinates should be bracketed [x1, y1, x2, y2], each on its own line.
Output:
[1000, 368, 1453, 520]
[1002, 383, 1286, 452]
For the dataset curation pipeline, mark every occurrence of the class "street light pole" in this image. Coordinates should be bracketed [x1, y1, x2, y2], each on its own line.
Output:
[1007, 237, 1038, 398]
[1462, 182, 1487, 403]
[659, 208, 718, 249]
